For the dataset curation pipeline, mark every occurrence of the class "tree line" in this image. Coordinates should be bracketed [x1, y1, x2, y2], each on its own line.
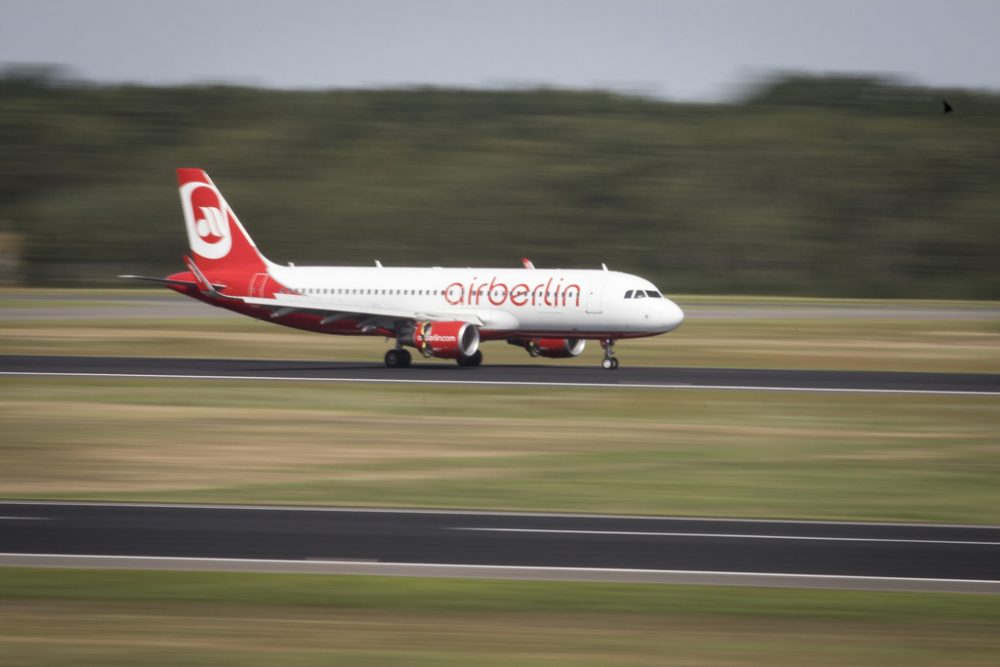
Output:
[2, 67, 998, 298]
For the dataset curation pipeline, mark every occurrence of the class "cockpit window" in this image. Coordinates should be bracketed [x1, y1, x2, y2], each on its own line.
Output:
[624, 290, 633, 299]
[645, 290, 662, 298]
[634, 290, 646, 299]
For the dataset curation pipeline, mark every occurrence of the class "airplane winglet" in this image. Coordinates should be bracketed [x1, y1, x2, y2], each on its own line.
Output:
[522, 257, 535, 269]
[183, 255, 226, 298]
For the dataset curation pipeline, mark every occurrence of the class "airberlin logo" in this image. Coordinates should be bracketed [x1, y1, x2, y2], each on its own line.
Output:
[423, 334, 457, 342]
[443, 277, 582, 308]
[415, 323, 456, 344]
[180, 181, 233, 260]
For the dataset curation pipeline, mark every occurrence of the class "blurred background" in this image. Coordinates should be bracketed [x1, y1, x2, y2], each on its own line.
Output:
[2, 1, 999, 298]
[3, 4, 1000, 663]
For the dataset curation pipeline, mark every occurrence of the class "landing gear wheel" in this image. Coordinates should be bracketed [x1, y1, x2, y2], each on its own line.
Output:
[456, 350, 483, 367]
[600, 338, 619, 370]
[385, 348, 412, 368]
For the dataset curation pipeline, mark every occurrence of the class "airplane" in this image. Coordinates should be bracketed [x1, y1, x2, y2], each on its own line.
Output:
[121, 169, 684, 369]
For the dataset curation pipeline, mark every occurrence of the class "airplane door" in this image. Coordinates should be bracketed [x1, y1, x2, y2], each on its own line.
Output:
[585, 276, 606, 314]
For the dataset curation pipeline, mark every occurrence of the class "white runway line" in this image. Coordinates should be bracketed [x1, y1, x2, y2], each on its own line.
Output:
[2, 370, 998, 396]
[1, 553, 998, 593]
[452, 527, 1000, 546]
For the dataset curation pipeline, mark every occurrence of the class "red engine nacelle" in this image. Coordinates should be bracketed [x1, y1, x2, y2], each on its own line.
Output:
[510, 337, 586, 358]
[401, 321, 480, 359]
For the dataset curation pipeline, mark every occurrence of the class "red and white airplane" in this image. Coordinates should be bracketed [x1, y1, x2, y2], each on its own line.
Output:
[122, 169, 684, 369]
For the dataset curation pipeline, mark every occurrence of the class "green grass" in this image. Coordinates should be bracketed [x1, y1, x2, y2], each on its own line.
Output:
[2, 569, 999, 666]
[2, 290, 999, 372]
[3, 377, 999, 524]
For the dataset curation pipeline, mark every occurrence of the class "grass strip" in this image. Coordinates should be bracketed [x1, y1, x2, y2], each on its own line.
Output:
[2, 291, 999, 372]
[1, 568, 999, 666]
[3, 377, 999, 524]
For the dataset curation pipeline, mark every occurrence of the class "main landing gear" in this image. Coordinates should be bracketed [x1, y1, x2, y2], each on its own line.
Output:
[384, 348, 484, 368]
[384, 348, 412, 368]
[456, 350, 483, 367]
[601, 338, 620, 370]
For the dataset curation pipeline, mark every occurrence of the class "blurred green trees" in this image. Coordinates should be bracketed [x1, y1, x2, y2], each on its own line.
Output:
[2, 68, 998, 297]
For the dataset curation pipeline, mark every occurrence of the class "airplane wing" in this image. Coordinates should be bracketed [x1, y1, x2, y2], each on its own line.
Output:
[239, 293, 487, 328]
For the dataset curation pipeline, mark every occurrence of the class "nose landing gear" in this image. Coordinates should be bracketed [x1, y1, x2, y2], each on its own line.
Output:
[600, 339, 619, 370]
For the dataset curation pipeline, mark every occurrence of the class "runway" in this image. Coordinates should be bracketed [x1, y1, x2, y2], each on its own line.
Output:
[2, 502, 999, 593]
[3, 354, 999, 394]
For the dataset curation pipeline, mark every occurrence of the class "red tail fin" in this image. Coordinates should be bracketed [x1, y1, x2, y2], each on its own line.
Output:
[177, 169, 270, 277]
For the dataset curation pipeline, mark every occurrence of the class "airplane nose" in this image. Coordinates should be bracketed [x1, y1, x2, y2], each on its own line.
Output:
[663, 299, 684, 331]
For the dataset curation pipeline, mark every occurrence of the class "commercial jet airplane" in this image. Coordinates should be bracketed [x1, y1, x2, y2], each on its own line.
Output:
[121, 169, 684, 369]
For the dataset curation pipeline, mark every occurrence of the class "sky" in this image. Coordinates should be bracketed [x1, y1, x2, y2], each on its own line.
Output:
[2, 0, 998, 101]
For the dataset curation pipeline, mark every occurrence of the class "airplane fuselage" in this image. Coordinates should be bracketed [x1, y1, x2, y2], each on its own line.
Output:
[255, 265, 683, 339]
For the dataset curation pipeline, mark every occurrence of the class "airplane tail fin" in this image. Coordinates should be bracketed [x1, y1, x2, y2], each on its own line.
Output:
[177, 169, 272, 278]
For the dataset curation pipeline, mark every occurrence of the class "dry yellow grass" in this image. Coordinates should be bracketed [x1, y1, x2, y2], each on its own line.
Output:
[3, 377, 998, 522]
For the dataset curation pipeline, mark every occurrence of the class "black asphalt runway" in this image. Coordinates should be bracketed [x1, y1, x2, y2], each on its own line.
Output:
[3, 355, 999, 394]
[2, 502, 999, 592]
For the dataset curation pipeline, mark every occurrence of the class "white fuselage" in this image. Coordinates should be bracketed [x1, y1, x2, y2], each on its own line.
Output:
[267, 264, 684, 337]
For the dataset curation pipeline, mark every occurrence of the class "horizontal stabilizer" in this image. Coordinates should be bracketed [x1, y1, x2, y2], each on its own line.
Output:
[118, 274, 227, 290]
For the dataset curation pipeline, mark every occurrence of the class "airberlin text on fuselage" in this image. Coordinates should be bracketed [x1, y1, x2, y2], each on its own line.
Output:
[444, 276, 582, 308]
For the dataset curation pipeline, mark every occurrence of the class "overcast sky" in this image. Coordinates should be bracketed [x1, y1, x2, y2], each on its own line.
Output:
[2, 0, 998, 100]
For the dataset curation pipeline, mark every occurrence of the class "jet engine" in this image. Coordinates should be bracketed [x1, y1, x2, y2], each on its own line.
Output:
[401, 321, 480, 359]
[508, 337, 586, 358]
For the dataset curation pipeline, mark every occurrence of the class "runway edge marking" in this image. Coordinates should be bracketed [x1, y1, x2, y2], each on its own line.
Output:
[1, 553, 998, 594]
[2, 371, 998, 396]
[451, 527, 1000, 546]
